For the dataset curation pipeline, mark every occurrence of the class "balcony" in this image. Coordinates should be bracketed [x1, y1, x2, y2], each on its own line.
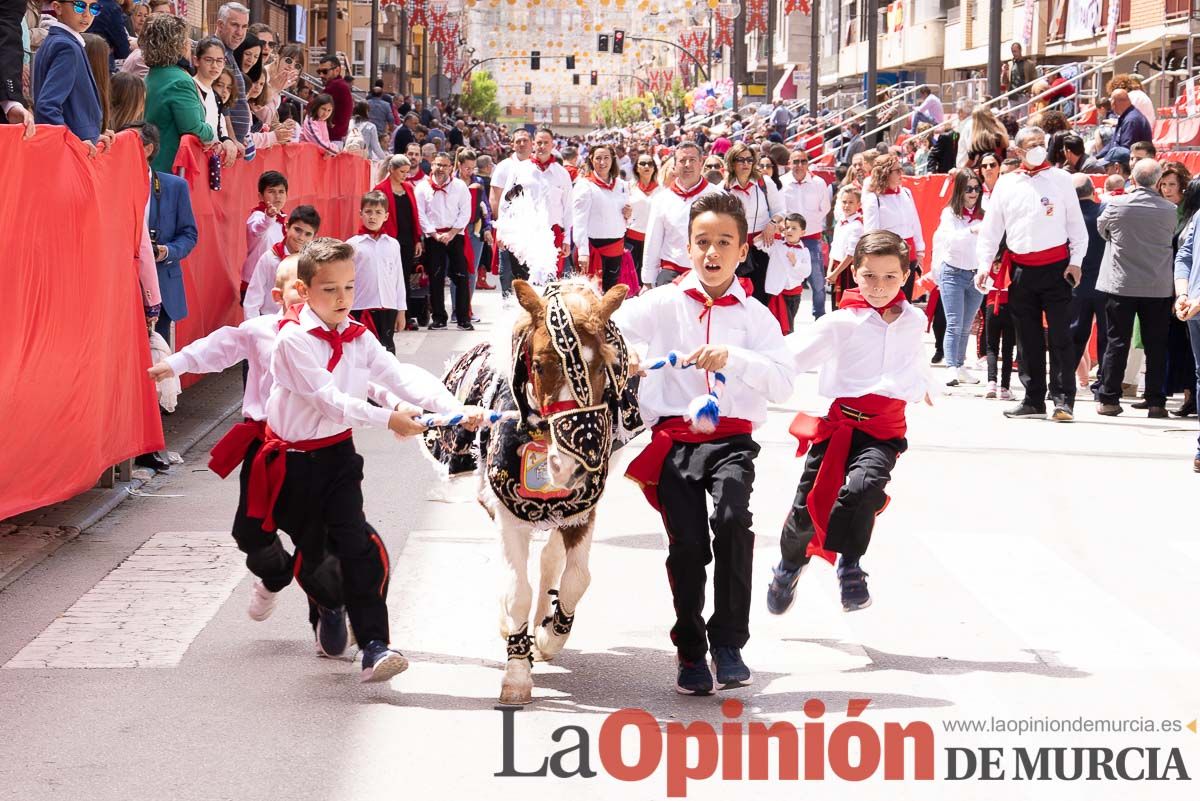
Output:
[1047, 0, 1129, 45]
[837, 14, 946, 78]
[1165, 0, 1200, 19]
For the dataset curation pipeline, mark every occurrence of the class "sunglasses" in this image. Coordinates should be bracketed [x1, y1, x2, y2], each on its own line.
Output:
[982, 162, 999, 169]
[965, 186, 981, 193]
[733, 156, 755, 164]
[637, 161, 654, 167]
[316, 68, 332, 75]
[65, 1, 102, 14]
[791, 159, 808, 165]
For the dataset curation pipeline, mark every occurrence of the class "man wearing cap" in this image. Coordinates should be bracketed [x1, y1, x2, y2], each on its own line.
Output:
[1100, 146, 1132, 180]
[1098, 90, 1152, 159]
[975, 126, 1088, 422]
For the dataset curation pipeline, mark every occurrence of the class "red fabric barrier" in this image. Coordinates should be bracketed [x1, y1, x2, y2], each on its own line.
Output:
[0, 126, 163, 520]
[170, 138, 371, 356]
[1161, 150, 1200, 175]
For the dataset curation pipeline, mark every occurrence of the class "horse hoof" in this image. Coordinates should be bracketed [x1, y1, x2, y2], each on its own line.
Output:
[499, 681, 533, 706]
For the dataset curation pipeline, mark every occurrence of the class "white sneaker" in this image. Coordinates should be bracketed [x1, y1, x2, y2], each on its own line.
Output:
[985, 380, 997, 399]
[247, 580, 278, 621]
[956, 366, 981, 385]
[999, 387, 1015, 401]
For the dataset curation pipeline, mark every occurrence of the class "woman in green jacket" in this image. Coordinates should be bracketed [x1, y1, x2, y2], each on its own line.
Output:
[143, 14, 214, 173]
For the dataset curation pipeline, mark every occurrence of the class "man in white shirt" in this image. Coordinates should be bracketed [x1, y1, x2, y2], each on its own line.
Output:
[909, 85, 944, 134]
[490, 129, 532, 300]
[501, 127, 574, 281]
[975, 126, 1087, 421]
[414, 152, 473, 330]
[641, 141, 724, 286]
[779, 147, 832, 317]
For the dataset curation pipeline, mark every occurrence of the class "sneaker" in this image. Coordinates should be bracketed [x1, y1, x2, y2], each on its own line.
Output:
[456, 323, 475, 331]
[766, 561, 805, 615]
[998, 387, 1015, 401]
[985, 381, 997, 399]
[931, 350, 945, 365]
[360, 640, 410, 684]
[315, 606, 350, 658]
[429, 321, 448, 330]
[1096, 403, 1124, 417]
[675, 655, 714, 696]
[945, 375, 960, 387]
[1051, 404, 1074, 422]
[1003, 403, 1046, 419]
[711, 646, 753, 689]
[956, 366, 980, 385]
[837, 557, 872, 612]
[246, 580, 278, 622]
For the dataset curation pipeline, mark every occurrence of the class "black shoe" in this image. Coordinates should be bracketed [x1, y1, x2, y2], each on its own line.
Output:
[429, 321, 447, 330]
[134, 451, 171, 472]
[315, 606, 349, 658]
[837, 557, 872, 612]
[675, 655, 714, 696]
[710, 646, 753, 689]
[1003, 403, 1046, 419]
[360, 640, 409, 684]
[1172, 398, 1195, 417]
[1096, 403, 1123, 416]
[456, 323, 475, 331]
[1131, 399, 1151, 410]
[1147, 406, 1168, 419]
[931, 350, 944, 365]
[766, 561, 804, 615]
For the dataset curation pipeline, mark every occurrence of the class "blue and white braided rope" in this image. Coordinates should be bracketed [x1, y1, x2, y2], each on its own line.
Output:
[643, 351, 727, 433]
[417, 410, 520, 429]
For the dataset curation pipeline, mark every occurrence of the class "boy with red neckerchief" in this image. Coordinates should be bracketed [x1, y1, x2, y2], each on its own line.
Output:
[243, 205, 320, 319]
[242, 171, 289, 297]
[616, 193, 794, 696]
[347, 191, 406, 352]
[827, 186, 865, 307]
[767, 231, 937, 615]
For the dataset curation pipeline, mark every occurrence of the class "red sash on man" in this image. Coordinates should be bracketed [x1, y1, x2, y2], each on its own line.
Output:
[789, 395, 906, 563]
[626, 417, 754, 511]
[1009, 242, 1069, 268]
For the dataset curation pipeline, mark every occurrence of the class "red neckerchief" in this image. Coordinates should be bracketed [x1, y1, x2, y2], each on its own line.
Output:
[839, 288, 906, 316]
[784, 241, 806, 249]
[271, 240, 287, 260]
[428, 176, 449, 193]
[588, 174, 615, 191]
[670, 179, 708, 201]
[357, 225, 385, 239]
[1021, 163, 1051, 176]
[683, 286, 740, 320]
[729, 180, 754, 194]
[637, 180, 658, 193]
[534, 157, 554, 172]
[1108, 188, 1125, 196]
[839, 212, 863, 226]
[253, 202, 287, 228]
[962, 205, 983, 223]
[881, 186, 902, 196]
[410, 168, 426, 182]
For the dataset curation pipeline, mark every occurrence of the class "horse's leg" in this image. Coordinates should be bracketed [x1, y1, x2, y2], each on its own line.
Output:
[498, 510, 535, 705]
[535, 517, 593, 661]
[532, 529, 566, 645]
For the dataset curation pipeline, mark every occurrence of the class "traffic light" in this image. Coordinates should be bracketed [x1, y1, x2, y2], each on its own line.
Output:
[572, 74, 580, 85]
[590, 70, 598, 85]
[566, 54, 576, 70]
[524, 81, 532, 95]
[531, 50, 540, 70]
[598, 33, 609, 52]
[613, 30, 625, 54]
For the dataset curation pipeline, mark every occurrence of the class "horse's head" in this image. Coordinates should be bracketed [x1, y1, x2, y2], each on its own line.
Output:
[513, 279, 628, 487]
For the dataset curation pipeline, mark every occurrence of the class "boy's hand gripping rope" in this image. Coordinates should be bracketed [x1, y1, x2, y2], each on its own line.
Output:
[642, 351, 726, 434]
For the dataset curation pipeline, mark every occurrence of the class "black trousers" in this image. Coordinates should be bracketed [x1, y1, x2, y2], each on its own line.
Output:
[779, 430, 904, 568]
[589, 238, 624, 291]
[901, 262, 920, 300]
[985, 302, 1017, 387]
[741, 247, 771, 306]
[657, 434, 759, 662]
[1069, 286, 1108, 386]
[629, 237, 645, 276]
[1008, 262, 1075, 409]
[424, 235, 470, 326]
[1099, 294, 1172, 406]
[245, 438, 392, 645]
[931, 295, 946, 355]
[352, 309, 399, 352]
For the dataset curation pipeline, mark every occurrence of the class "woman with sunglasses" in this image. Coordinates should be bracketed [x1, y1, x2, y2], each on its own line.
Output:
[977, 154, 1002, 208]
[725, 142, 784, 303]
[932, 170, 988, 385]
[759, 156, 783, 190]
[572, 144, 631, 290]
[627, 153, 661, 276]
[862, 154, 925, 298]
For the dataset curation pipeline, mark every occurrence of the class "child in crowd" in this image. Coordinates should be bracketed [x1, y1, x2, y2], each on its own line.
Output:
[826, 187, 865, 307]
[243, 205, 320, 318]
[262, 238, 484, 682]
[242, 171, 289, 296]
[758, 212, 811, 334]
[31, 0, 104, 145]
[618, 193, 794, 695]
[300, 93, 340, 156]
[767, 231, 937, 614]
[347, 191, 406, 353]
[1104, 173, 1127, 197]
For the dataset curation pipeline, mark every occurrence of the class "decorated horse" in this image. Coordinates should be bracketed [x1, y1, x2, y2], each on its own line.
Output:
[422, 278, 641, 705]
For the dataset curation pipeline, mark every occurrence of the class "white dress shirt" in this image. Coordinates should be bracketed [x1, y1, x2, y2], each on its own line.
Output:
[862, 187, 926, 259]
[760, 240, 812, 295]
[786, 303, 938, 403]
[778, 172, 832, 239]
[640, 179, 725, 284]
[502, 157, 574, 234]
[413, 176, 471, 235]
[727, 178, 784, 240]
[267, 305, 460, 441]
[243, 244, 286, 319]
[830, 212, 865, 263]
[347, 232, 407, 311]
[166, 313, 282, 422]
[572, 176, 630, 256]
[242, 209, 285, 284]
[974, 166, 1087, 272]
[491, 153, 529, 218]
[628, 181, 661, 236]
[931, 207, 982, 278]
[611, 271, 795, 427]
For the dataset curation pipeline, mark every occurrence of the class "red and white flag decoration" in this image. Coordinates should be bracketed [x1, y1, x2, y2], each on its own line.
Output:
[408, 0, 428, 30]
[715, 13, 734, 48]
[784, 0, 811, 13]
[746, 0, 768, 33]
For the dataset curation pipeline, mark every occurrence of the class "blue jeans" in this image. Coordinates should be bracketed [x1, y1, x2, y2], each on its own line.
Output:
[1189, 319, 1200, 457]
[499, 249, 514, 296]
[802, 237, 826, 318]
[940, 264, 985, 368]
[909, 110, 937, 134]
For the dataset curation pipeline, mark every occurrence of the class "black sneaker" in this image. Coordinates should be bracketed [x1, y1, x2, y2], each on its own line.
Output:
[711, 646, 753, 689]
[429, 321, 448, 330]
[766, 561, 804, 615]
[837, 557, 872, 612]
[675, 656, 714, 696]
[360, 640, 410, 683]
[1003, 403, 1046, 419]
[931, 350, 944, 365]
[456, 323, 475, 331]
[315, 606, 349, 657]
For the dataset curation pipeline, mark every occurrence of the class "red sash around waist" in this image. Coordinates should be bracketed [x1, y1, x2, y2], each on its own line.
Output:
[789, 395, 906, 564]
[661, 260, 689, 274]
[904, 237, 917, 263]
[246, 426, 353, 531]
[768, 294, 793, 335]
[590, 237, 626, 258]
[626, 416, 754, 511]
[208, 419, 267, 478]
[1010, 243, 1069, 267]
[626, 229, 646, 242]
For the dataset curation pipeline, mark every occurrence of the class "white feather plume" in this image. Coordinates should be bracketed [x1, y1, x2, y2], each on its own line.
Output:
[495, 185, 559, 285]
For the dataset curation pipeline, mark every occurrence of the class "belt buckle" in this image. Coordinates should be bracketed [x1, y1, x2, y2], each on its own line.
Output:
[839, 404, 871, 422]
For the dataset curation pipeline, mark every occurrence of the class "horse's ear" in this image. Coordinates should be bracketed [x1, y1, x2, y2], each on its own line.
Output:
[596, 283, 628, 324]
[513, 280, 545, 319]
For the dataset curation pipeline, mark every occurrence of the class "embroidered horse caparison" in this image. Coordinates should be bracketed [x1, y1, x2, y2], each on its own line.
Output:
[422, 279, 637, 705]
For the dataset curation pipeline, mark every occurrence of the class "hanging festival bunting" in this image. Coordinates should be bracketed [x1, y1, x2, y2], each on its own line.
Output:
[408, 0, 428, 29]
[784, 0, 810, 14]
[746, 0, 767, 33]
[714, 13, 734, 47]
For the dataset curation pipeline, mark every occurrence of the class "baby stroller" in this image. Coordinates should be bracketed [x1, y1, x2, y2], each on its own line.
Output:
[408, 263, 431, 329]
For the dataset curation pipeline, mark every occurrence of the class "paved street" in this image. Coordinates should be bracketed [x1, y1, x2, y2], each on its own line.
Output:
[2, 291, 1198, 800]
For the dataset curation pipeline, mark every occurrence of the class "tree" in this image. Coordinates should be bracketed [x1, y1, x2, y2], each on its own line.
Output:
[461, 70, 501, 121]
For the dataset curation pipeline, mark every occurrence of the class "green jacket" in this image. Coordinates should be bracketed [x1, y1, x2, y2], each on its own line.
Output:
[145, 65, 214, 174]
